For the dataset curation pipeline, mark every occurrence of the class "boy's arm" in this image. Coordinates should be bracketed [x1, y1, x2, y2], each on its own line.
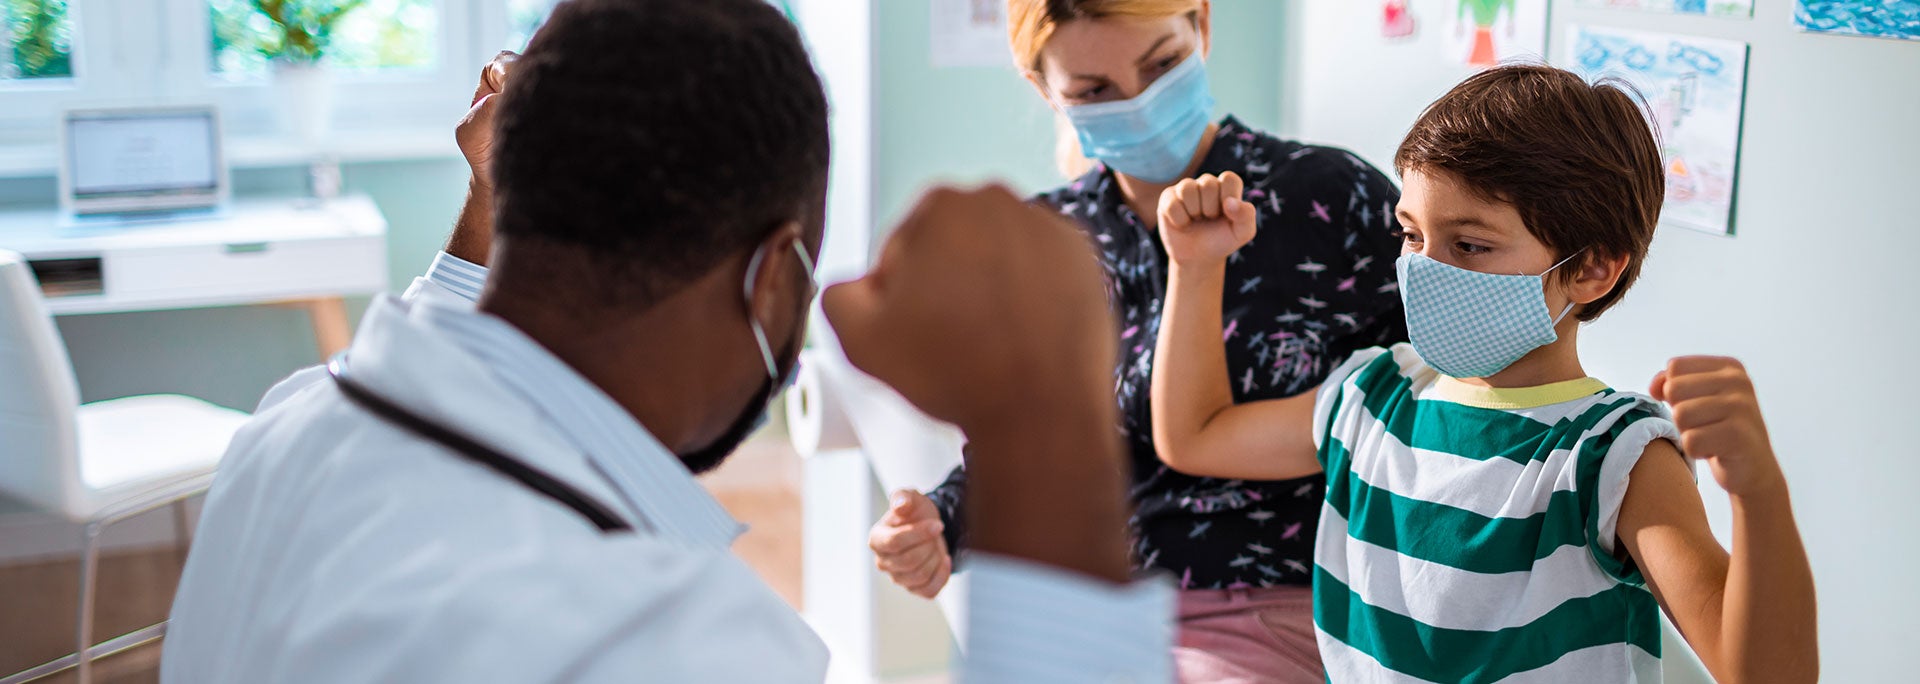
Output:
[1148, 173, 1323, 481]
[1619, 356, 1817, 684]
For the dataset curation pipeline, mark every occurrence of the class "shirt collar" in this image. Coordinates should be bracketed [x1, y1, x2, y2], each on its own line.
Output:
[1432, 375, 1611, 410]
[414, 302, 744, 548]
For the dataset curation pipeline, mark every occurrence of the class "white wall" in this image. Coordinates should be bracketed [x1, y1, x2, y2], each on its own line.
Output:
[1287, 1, 1920, 681]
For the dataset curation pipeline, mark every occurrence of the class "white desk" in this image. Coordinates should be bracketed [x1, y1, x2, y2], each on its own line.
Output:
[0, 195, 388, 360]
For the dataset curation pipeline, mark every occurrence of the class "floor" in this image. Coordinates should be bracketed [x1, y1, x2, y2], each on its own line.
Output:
[0, 435, 806, 682]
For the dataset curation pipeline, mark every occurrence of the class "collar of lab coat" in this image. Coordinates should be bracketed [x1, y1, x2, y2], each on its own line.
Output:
[344, 294, 742, 547]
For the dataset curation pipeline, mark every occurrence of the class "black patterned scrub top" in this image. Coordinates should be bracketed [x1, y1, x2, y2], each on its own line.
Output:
[926, 117, 1410, 590]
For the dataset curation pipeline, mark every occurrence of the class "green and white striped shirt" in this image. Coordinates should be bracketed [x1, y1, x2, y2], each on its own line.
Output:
[1311, 344, 1678, 683]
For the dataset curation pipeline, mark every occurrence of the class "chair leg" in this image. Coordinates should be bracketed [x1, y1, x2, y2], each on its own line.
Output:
[172, 499, 193, 567]
[75, 521, 104, 684]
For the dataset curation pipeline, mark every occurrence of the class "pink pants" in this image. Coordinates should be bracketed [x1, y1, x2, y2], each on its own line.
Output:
[1173, 585, 1324, 684]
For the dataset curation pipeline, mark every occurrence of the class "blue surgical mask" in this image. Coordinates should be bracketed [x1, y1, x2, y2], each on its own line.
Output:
[1061, 51, 1216, 183]
[1395, 251, 1581, 379]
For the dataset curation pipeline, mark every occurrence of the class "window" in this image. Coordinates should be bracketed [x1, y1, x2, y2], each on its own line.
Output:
[208, 0, 438, 78]
[504, 0, 559, 52]
[0, 1, 569, 174]
[1, 0, 73, 81]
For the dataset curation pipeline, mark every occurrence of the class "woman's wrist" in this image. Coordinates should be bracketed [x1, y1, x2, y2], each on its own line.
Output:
[1168, 259, 1227, 289]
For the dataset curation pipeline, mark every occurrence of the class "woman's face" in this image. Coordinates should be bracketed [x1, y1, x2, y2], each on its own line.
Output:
[1030, 8, 1212, 108]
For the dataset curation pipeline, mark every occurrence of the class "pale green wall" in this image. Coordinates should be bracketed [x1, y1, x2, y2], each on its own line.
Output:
[874, 0, 1286, 228]
[1287, 1, 1920, 679]
[0, 159, 470, 411]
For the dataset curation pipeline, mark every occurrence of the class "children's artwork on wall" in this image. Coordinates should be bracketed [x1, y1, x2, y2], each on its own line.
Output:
[930, 0, 1011, 68]
[1446, 0, 1549, 68]
[1573, 0, 1755, 18]
[1795, 1, 1920, 41]
[1384, 0, 1418, 39]
[1565, 26, 1750, 236]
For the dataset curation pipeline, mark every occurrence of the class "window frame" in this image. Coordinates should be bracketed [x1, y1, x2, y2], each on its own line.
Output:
[0, 0, 532, 177]
[0, 0, 126, 143]
[164, 0, 476, 138]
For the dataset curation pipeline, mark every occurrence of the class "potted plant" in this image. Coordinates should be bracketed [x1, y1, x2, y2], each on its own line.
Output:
[253, 0, 365, 145]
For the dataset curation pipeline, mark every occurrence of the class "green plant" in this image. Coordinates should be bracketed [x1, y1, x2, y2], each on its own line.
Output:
[251, 0, 367, 64]
[5, 0, 73, 78]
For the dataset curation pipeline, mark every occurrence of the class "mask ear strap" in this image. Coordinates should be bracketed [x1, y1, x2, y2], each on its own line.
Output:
[1545, 249, 1588, 325]
[745, 238, 819, 380]
[791, 241, 818, 283]
[743, 243, 780, 380]
[1545, 249, 1585, 275]
[1552, 301, 1578, 326]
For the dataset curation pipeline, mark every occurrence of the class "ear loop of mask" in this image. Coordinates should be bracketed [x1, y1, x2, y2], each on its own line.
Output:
[743, 240, 819, 380]
[1541, 250, 1586, 326]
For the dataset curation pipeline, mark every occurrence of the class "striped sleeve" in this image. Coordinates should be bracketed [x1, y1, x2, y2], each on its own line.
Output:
[963, 554, 1174, 683]
[403, 251, 489, 303]
[1578, 398, 1682, 573]
[1313, 347, 1389, 454]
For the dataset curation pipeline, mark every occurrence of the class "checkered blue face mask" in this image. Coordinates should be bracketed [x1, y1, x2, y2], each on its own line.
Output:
[1395, 251, 1581, 379]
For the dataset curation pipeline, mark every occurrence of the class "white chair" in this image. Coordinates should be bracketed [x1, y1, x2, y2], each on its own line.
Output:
[0, 250, 250, 684]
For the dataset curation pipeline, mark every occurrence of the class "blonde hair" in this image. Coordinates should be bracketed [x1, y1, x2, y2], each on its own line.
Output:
[1007, 0, 1205, 177]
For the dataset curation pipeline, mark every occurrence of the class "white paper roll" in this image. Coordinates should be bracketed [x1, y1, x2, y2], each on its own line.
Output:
[787, 349, 862, 458]
[796, 347, 968, 493]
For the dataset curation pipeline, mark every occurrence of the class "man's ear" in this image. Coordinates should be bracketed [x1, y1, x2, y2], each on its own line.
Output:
[748, 221, 810, 327]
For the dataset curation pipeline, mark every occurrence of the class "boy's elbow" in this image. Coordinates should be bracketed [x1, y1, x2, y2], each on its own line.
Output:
[1720, 642, 1819, 684]
[1780, 643, 1820, 684]
[1726, 661, 1818, 684]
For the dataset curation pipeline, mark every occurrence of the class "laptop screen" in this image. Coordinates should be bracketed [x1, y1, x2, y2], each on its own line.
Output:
[68, 111, 220, 201]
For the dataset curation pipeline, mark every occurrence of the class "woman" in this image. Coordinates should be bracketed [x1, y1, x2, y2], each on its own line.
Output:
[868, 1, 1407, 680]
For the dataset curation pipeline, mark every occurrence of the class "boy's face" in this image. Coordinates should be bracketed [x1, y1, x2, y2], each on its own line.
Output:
[1393, 168, 1585, 317]
[1394, 168, 1563, 277]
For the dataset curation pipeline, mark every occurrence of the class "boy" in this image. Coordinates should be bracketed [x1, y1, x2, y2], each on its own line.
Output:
[1147, 65, 1817, 682]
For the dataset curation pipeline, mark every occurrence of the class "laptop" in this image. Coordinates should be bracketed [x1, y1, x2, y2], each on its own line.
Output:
[58, 107, 229, 224]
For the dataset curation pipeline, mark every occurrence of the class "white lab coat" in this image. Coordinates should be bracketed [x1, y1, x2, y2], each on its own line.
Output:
[162, 263, 1173, 683]
[164, 292, 828, 681]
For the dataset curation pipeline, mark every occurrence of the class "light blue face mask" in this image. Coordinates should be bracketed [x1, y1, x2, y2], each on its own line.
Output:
[1395, 251, 1582, 379]
[1060, 51, 1217, 183]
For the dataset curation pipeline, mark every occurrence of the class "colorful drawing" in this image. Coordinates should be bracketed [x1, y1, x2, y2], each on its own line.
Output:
[1796, 1, 1920, 41]
[1565, 26, 1750, 236]
[1447, 0, 1549, 68]
[1574, 0, 1755, 18]
[1384, 0, 1417, 39]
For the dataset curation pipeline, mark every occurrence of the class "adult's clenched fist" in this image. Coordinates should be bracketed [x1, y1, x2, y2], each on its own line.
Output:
[821, 185, 1116, 435]
[457, 51, 517, 190]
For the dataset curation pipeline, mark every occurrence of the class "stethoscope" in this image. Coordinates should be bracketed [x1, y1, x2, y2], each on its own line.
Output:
[326, 354, 634, 534]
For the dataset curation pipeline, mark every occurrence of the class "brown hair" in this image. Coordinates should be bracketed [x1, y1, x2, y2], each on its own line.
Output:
[1394, 64, 1665, 321]
[1007, 0, 1203, 177]
[1007, 0, 1201, 73]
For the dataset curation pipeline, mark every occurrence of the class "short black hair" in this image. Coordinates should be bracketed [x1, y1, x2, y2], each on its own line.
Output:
[492, 0, 830, 311]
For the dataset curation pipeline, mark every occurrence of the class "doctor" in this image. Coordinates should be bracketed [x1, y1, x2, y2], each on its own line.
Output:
[161, 0, 1170, 681]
